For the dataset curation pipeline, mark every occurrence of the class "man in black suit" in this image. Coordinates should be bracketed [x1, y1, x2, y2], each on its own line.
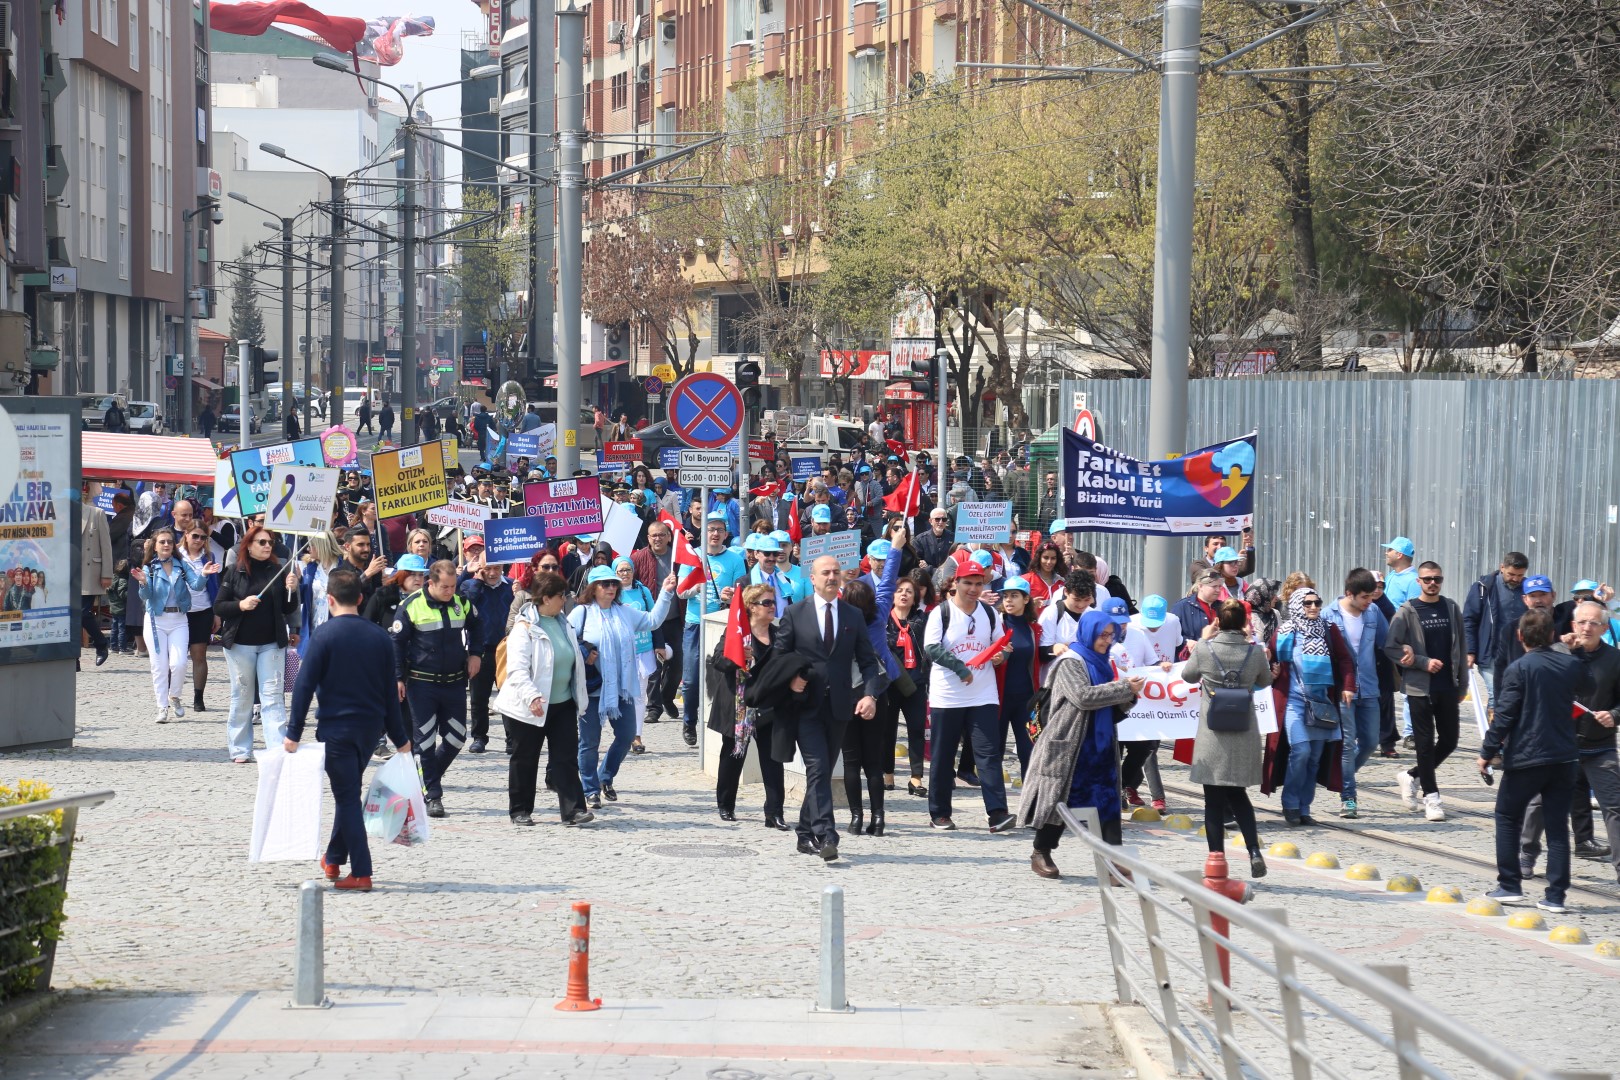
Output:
[775, 555, 889, 862]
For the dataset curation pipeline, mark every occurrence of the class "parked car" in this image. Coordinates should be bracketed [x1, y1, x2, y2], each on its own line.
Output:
[80, 394, 124, 430]
[123, 401, 164, 435]
[218, 404, 261, 434]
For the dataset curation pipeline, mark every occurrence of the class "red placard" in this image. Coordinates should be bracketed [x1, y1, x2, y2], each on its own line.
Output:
[603, 439, 643, 462]
[748, 438, 775, 461]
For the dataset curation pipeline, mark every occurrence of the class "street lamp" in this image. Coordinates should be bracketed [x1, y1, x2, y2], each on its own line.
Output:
[180, 198, 223, 436]
[229, 191, 298, 437]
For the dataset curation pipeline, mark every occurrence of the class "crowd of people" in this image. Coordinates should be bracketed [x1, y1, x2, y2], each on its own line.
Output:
[80, 433, 1620, 910]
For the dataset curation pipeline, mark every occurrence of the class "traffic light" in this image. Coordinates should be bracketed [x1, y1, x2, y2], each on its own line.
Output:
[735, 357, 761, 391]
[249, 346, 279, 392]
[910, 352, 943, 399]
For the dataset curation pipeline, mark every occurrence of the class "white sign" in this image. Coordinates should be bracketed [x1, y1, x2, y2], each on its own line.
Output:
[534, 422, 557, 457]
[679, 448, 735, 488]
[1113, 662, 1278, 742]
[799, 529, 862, 571]
[265, 465, 342, 536]
[425, 498, 494, 536]
[49, 266, 77, 293]
[599, 499, 642, 557]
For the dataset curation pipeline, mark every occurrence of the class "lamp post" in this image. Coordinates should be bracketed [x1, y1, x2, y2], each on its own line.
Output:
[229, 192, 295, 437]
[180, 198, 222, 436]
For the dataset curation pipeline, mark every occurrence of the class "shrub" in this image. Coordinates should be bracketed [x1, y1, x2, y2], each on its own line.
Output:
[0, 780, 67, 1003]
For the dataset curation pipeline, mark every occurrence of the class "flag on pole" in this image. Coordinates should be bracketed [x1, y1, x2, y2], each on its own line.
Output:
[882, 470, 922, 517]
[660, 510, 702, 568]
[723, 580, 751, 668]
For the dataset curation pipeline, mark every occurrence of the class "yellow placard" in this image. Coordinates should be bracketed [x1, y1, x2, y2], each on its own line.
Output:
[440, 436, 458, 472]
[371, 443, 451, 519]
[651, 363, 676, 383]
[563, 429, 577, 447]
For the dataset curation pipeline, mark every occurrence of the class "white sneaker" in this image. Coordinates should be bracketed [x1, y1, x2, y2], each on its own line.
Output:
[252, 704, 262, 722]
[1423, 792, 1446, 821]
[1397, 770, 1419, 811]
[156, 707, 170, 724]
[170, 696, 185, 718]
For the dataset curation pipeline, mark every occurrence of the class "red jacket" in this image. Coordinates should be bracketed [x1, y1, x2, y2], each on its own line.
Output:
[632, 547, 683, 622]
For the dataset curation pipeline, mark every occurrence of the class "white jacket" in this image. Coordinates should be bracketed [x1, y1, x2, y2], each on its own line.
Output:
[494, 602, 590, 725]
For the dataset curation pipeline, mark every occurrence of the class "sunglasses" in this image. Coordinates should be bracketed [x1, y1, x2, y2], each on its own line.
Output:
[749, 600, 774, 608]
[1419, 575, 1443, 584]
[1301, 599, 1323, 608]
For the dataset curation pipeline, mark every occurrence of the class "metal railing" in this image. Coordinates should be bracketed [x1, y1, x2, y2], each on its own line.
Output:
[1058, 805, 1609, 1080]
[0, 789, 115, 996]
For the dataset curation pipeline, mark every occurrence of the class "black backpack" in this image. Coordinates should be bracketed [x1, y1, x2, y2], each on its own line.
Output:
[938, 598, 997, 637]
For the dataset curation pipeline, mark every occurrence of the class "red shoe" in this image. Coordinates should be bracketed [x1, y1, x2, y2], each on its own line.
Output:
[1151, 799, 1168, 812]
[333, 874, 373, 891]
[1124, 787, 1145, 807]
[319, 856, 342, 881]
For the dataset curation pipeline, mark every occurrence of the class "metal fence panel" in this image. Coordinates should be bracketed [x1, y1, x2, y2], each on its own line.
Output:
[1060, 375, 1620, 600]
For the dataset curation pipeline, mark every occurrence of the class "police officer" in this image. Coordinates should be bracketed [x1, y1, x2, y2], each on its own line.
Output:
[392, 559, 482, 817]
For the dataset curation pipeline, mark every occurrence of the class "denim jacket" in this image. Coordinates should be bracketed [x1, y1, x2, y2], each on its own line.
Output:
[1323, 598, 1387, 701]
[138, 558, 206, 614]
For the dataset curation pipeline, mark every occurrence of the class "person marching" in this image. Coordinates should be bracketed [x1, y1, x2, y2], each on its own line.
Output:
[391, 560, 482, 818]
[133, 527, 215, 724]
[707, 583, 789, 826]
[214, 523, 301, 762]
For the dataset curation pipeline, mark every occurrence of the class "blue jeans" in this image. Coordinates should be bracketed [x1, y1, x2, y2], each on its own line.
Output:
[226, 642, 285, 760]
[1281, 699, 1328, 816]
[1338, 696, 1381, 801]
[576, 695, 634, 796]
[680, 623, 702, 729]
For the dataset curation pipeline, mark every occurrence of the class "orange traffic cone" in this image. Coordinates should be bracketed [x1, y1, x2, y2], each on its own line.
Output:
[555, 901, 603, 1011]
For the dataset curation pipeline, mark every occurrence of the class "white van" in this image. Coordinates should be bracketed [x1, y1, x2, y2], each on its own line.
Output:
[339, 386, 375, 417]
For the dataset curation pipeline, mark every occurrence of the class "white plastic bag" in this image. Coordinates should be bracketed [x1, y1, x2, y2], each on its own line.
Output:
[363, 751, 431, 849]
[249, 743, 327, 862]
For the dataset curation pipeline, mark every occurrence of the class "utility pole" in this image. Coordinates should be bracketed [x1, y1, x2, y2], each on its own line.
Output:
[329, 176, 348, 428]
[1142, 0, 1201, 600]
[556, 3, 586, 476]
[529, 1, 558, 388]
[238, 340, 255, 449]
[303, 243, 314, 434]
[401, 121, 420, 445]
[280, 216, 294, 436]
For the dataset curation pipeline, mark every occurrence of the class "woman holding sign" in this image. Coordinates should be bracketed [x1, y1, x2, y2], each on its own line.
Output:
[1181, 600, 1274, 878]
[213, 524, 301, 763]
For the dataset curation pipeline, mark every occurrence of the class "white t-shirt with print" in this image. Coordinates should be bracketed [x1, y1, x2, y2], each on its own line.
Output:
[1121, 617, 1183, 668]
[924, 599, 1003, 709]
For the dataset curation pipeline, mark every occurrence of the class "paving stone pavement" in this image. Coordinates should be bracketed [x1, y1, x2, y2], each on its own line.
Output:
[4, 656, 1618, 1078]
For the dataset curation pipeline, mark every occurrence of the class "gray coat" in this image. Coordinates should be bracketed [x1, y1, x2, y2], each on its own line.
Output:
[1017, 656, 1139, 829]
[1383, 596, 1467, 697]
[1180, 631, 1272, 788]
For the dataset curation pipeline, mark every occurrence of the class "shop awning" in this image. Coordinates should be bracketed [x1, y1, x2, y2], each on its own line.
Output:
[82, 432, 221, 485]
[884, 381, 928, 401]
[543, 359, 627, 387]
[191, 376, 223, 391]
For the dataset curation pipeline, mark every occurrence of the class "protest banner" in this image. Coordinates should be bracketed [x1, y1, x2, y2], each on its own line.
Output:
[1061, 428, 1257, 536]
[484, 516, 548, 563]
[265, 465, 342, 536]
[658, 446, 682, 470]
[506, 432, 540, 459]
[371, 443, 451, 519]
[522, 476, 604, 534]
[603, 439, 642, 462]
[213, 457, 242, 516]
[231, 439, 324, 516]
[319, 425, 358, 468]
[1113, 662, 1278, 742]
[439, 437, 459, 474]
[800, 529, 862, 571]
[425, 499, 493, 536]
[790, 456, 821, 482]
[953, 501, 1013, 543]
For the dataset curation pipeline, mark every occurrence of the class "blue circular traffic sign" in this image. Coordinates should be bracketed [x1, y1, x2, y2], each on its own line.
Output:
[669, 373, 744, 449]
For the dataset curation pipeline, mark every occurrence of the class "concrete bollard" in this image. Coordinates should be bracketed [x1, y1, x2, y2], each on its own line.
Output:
[816, 885, 854, 1013]
[290, 880, 330, 1008]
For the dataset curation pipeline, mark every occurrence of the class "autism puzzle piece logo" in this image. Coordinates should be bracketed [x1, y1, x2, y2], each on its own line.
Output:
[1181, 440, 1255, 509]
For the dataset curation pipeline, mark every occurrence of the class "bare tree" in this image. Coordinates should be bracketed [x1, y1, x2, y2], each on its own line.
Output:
[582, 226, 705, 379]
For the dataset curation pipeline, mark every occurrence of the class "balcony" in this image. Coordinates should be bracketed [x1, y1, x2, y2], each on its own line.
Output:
[656, 0, 677, 18]
[761, 32, 784, 78]
[729, 40, 752, 83]
[851, 1, 878, 51]
[658, 67, 678, 109]
[934, 0, 957, 21]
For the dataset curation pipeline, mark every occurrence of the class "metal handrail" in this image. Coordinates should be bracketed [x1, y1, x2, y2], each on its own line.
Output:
[0, 789, 116, 824]
[1057, 804, 1611, 1080]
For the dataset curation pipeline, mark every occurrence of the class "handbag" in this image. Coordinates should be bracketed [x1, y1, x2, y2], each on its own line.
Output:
[1304, 693, 1341, 730]
[283, 646, 302, 691]
[1205, 649, 1256, 733]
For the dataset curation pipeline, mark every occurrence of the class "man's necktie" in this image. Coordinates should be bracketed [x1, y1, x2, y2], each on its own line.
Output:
[823, 601, 835, 649]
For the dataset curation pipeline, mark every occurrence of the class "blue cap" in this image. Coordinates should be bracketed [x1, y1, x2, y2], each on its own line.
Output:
[866, 538, 892, 561]
[1212, 546, 1240, 564]
[477, 461, 491, 471]
[1048, 518, 1067, 534]
[714, 487, 732, 495]
[856, 464, 872, 475]
[971, 549, 994, 568]
[1138, 594, 1169, 628]
[394, 554, 429, 573]
[1573, 579, 1601, 594]
[1102, 596, 1131, 625]
[705, 510, 729, 524]
[811, 505, 833, 523]
[1523, 574, 1553, 595]
[1000, 574, 1031, 594]
[756, 535, 783, 553]
[1383, 536, 1416, 558]
[587, 566, 620, 585]
[770, 529, 793, 547]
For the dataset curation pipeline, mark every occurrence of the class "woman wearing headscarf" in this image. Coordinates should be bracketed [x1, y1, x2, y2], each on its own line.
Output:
[569, 565, 677, 807]
[614, 555, 659, 755]
[1245, 577, 1284, 650]
[1182, 599, 1274, 877]
[1273, 588, 1355, 825]
[1019, 608, 1144, 878]
[706, 583, 787, 825]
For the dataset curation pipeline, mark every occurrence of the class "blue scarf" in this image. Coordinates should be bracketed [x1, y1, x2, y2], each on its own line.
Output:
[1073, 608, 1121, 757]
[570, 602, 633, 722]
[1279, 591, 1334, 689]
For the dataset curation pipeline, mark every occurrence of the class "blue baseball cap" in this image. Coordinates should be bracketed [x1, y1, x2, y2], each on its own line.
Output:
[586, 566, 620, 585]
[1522, 574, 1553, 595]
[866, 538, 893, 561]
[705, 510, 729, 524]
[394, 554, 429, 573]
[970, 549, 994, 569]
[743, 534, 766, 551]
[1212, 546, 1240, 564]
[770, 529, 793, 547]
[1383, 536, 1416, 558]
[1139, 594, 1169, 628]
[1000, 574, 1031, 594]
[755, 534, 783, 554]
[1572, 579, 1601, 594]
[811, 505, 833, 524]
[1048, 518, 1067, 534]
[1102, 596, 1131, 626]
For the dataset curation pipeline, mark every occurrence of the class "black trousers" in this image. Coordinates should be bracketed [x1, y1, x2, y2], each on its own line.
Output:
[842, 712, 893, 817]
[508, 698, 583, 819]
[1378, 684, 1398, 753]
[716, 730, 785, 818]
[469, 646, 498, 742]
[1202, 785, 1260, 854]
[321, 728, 378, 877]
[1406, 691, 1461, 796]
[1495, 762, 1576, 902]
[1034, 814, 1122, 853]
[796, 713, 844, 844]
[879, 685, 928, 779]
[80, 593, 107, 654]
[646, 614, 682, 721]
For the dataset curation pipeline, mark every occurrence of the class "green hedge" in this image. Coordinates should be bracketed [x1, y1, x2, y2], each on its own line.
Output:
[0, 781, 67, 1004]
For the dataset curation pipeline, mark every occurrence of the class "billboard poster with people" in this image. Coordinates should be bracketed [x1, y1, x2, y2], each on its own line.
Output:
[0, 407, 75, 658]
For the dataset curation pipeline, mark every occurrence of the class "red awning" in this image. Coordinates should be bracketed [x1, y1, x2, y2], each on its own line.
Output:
[543, 359, 628, 387]
[82, 432, 222, 485]
[884, 381, 927, 401]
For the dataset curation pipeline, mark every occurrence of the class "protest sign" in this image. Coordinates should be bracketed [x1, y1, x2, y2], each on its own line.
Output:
[599, 500, 642, 557]
[953, 501, 1013, 544]
[506, 432, 540, 459]
[1113, 662, 1278, 742]
[484, 516, 548, 563]
[522, 476, 604, 534]
[231, 439, 324, 516]
[658, 446, 682, 470]
[800, 529, 862, 571]
[319, 426, 358, 468]
[213, 458, 241, 515]
[371, 443, 451, 519]
[1061, 428, 1257, 536]
[425, 499, 493, 536]
[790, 456, 821, 482]
[265, 465, 342, 536]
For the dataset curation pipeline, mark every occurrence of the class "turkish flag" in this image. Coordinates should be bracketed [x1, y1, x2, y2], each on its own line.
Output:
[660, 510, 702, 568]
[882, 471, 922, 517]
[210, 2, 367, 56]
[885, 438, 908, 461]
[786, 495, 802, 545]
[723, 581, 751, 668]
[750, 480, 783, 498]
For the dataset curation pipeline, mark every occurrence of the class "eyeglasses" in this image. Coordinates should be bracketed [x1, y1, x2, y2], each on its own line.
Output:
[538, 564, 559, 572]
[251, 539, 273, 548]
[1419, 575, 1443, 584]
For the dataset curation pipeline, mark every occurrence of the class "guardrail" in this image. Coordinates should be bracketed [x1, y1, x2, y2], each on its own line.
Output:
[0, 789, 115, 997]
[1058, 805, 1609, 1080]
